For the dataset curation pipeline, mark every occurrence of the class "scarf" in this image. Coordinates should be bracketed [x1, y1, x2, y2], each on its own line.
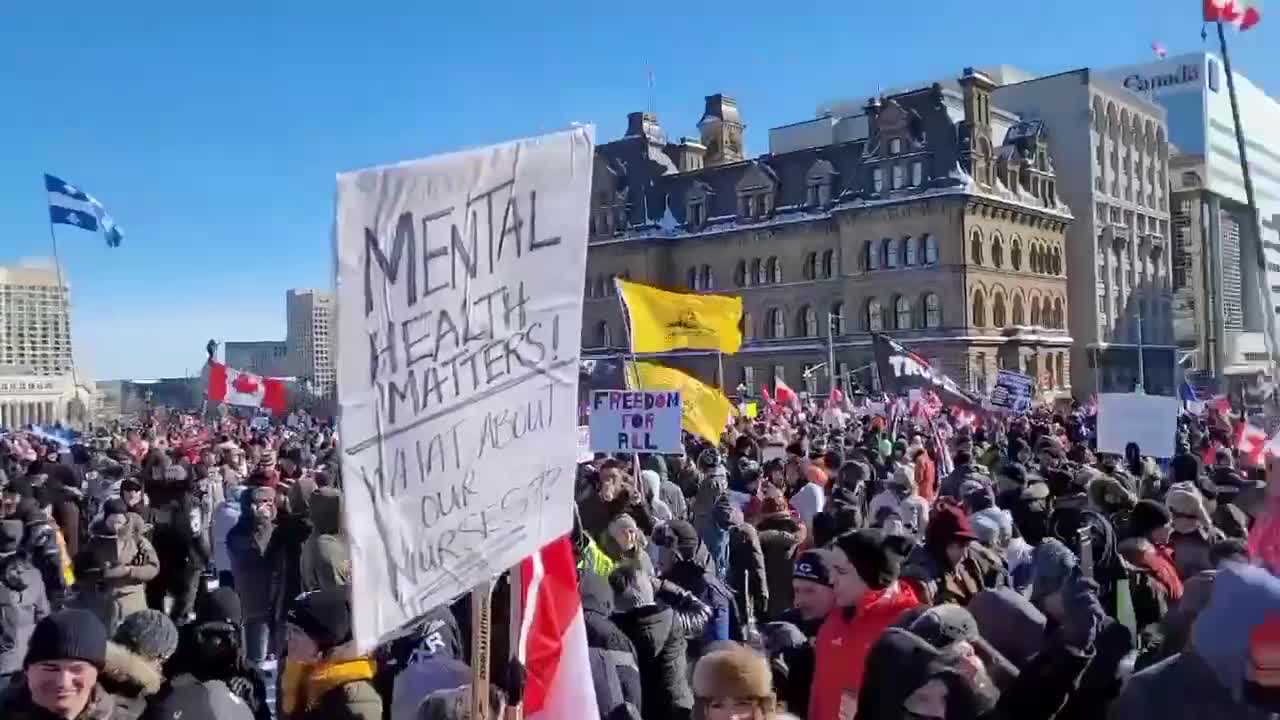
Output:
[281, 656, 376, 715]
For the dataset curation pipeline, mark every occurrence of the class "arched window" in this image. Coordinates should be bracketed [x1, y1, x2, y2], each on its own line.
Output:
[866, 299, 883, 331]
[800, 305, 817, 336]
[1012, 295, 1025, 325]
[822, 250, 835, 279]
[701, 264, 713, 290]
[1053, 248, 1062, 275]
[924, 293, 941, 328]
[991, 234, 1004, 269]
[803, 252, 817, 280]
[597, 321, 612, 347]
[993, 292, 1007, 327]
[884, 237, 899, 268]
[925, 234, 939, 265]
[1011, 237, 1022, 270]
[766, 308, 785, 339]
[830, 302, 845, 335]
[751, 258, 765, 285]
[866, 241, 880, 271]
[768, 256, 782, 284]
[594, 276, 606, 298]
[742, 312, 754, 341]
[970, 229, 984, 265]
[687, 266, 700, 290]
[584, 274, 595, 298]
[1054, 298, 1065, 328]
[904, 236, 917, 266]
[895, 295, 913, 330]
[606, 274, 618, 295]
[972, 293, 986, 327]
[1030, 246, 1040, 273]
[735, 260, 748, 287]
[1031, 297, 1041, 326]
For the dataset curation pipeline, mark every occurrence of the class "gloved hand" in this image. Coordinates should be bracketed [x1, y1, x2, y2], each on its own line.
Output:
[1058, 567, 1104, 651]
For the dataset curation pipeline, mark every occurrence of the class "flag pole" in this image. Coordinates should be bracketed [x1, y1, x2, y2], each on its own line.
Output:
[1215, 20, 1280, 374]
[45, 216, 83, 427]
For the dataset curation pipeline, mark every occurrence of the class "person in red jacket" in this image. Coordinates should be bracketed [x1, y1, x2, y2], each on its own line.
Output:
[809, 528, 920, 720]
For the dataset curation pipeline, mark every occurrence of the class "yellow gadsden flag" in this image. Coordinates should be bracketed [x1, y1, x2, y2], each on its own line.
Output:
[616, 278, 743, 354]
[628, 360, 731, 443]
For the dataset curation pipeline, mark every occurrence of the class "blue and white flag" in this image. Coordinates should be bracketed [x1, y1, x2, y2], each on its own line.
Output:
[45, 174, 123, 248]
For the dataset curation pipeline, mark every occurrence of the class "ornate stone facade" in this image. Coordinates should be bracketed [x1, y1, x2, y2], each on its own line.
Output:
[583, 70, 1074, 399]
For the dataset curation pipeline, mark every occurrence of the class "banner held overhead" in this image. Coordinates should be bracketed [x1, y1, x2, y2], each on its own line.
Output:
[334, 126, 595, 651]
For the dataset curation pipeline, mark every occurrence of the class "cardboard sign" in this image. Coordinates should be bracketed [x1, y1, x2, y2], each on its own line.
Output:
[588, 390, 681, 453]
[1097, 392, 1179, 458]
[987, 370, 1034, 413]
[334, 127, 594, 651]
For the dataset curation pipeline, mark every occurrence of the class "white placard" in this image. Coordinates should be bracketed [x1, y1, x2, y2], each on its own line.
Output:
[335, 127, 594, 651]
[576, 425, 593, 463]
[587, 390, 682, 453]
[1097, 392, 1179, 458]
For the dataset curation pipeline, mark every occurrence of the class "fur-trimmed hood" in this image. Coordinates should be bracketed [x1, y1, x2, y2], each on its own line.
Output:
[102, 641, 164, 697]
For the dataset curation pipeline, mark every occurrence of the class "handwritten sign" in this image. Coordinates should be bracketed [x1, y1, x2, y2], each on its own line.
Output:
[1097, 392, 1178, 458]
[335, 127, 594, 651]
[576, 426, 592, 463]
[588, 390, 681, 453]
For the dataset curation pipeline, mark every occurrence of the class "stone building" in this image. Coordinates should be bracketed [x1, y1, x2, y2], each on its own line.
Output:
[582, 69, 1074, 399]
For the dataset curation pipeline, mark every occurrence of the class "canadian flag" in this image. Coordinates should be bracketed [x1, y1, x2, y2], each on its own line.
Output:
[519, 537, 599, 720]
[1238, 421, 1270, 467]
[774, 378, 799, 408]
[207, 362, 287, 415]
[1205, 0, 1262, 30]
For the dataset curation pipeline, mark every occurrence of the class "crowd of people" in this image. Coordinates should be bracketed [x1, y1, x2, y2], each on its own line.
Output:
[569, 397, 1280, 720]
[0, 393, 1278, 720]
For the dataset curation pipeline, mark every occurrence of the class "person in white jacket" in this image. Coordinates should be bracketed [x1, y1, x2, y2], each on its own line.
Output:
[868, 467, 930, 540]
[211, 483, 242, 589]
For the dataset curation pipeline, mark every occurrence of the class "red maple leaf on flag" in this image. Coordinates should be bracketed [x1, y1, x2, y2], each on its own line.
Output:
[232, 373, 261, 395]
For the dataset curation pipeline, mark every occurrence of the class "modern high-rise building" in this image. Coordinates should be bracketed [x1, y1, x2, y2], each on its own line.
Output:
[1102, 52, 1280, 386]
[0, 263, 74, 376]
[993, 70, 1175, 395]
[224, 340, 291, 378]
[286, 289, 335, 395]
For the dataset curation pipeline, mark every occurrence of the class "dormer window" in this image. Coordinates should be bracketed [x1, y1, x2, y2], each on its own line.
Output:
[889, 137, 903, 155]
[738, 189, 771, 220]
[688, 199, 705, 228]
[872, 168, 885, 193]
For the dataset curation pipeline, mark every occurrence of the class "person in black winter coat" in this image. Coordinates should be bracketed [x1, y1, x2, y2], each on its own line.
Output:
[142, 457, 209, 622]
[657, 520, 738, 658]
[608, 566, 693, 720]
[165, 587, 271, 720]
[0, 519, 47, 692]
[579, 571, 643, 720]
[14, 498, 67, 610]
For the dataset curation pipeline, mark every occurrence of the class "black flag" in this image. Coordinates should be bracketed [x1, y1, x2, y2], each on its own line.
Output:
[872, 333, 984, 413]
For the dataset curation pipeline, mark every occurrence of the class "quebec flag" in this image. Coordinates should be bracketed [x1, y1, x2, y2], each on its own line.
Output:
[45, 174, 123, 248]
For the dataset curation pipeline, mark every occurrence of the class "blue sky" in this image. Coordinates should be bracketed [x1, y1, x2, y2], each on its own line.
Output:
[1, 2, 1275, 380]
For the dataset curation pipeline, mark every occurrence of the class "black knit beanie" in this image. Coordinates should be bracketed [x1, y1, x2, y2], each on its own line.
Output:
[26, 609, 108, 669]
[197, 587, 244, 626]
[1128, 499, 1172, 540]
[834, 529, 907, 590]
[287, 588, 352, 652]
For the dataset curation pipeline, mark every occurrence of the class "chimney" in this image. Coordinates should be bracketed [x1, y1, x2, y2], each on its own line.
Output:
[698, 94, 745, 166]
[627, 111, 666, 145]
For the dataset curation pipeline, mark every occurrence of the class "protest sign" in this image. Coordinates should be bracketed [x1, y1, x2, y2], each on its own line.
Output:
[334, 126, 594, 651]
[986, 370, 1034, 413]
[576, 425, 592, 463]
[873, 333, 984, 414]
[588, 390, 681, 453]
[1097, 392, 1179, 458]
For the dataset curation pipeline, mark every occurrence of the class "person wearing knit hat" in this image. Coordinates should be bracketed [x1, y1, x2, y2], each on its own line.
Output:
[607, 564, 695, 719]
[809, 529, 919, 720]
[165, 586, 271, 719]
[789, 549, 836, 630]
[100, 609, 179, 716]
[901, 503, 1005, 606]
[1118, 500, 1185, 629]
[76, 495, 161, 633]
[1167, 481, 1225, 580]
[691, 642, 776, 720]
[0, 518, 48, 684]
[283, 588, 382, 720]
[226, 482, 281, 667]
[8, 610, 113, 720]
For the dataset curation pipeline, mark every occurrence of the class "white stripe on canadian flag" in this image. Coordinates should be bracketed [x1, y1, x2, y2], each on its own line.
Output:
[519, 536, 599, 720]
[207, 362, 287, 415]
